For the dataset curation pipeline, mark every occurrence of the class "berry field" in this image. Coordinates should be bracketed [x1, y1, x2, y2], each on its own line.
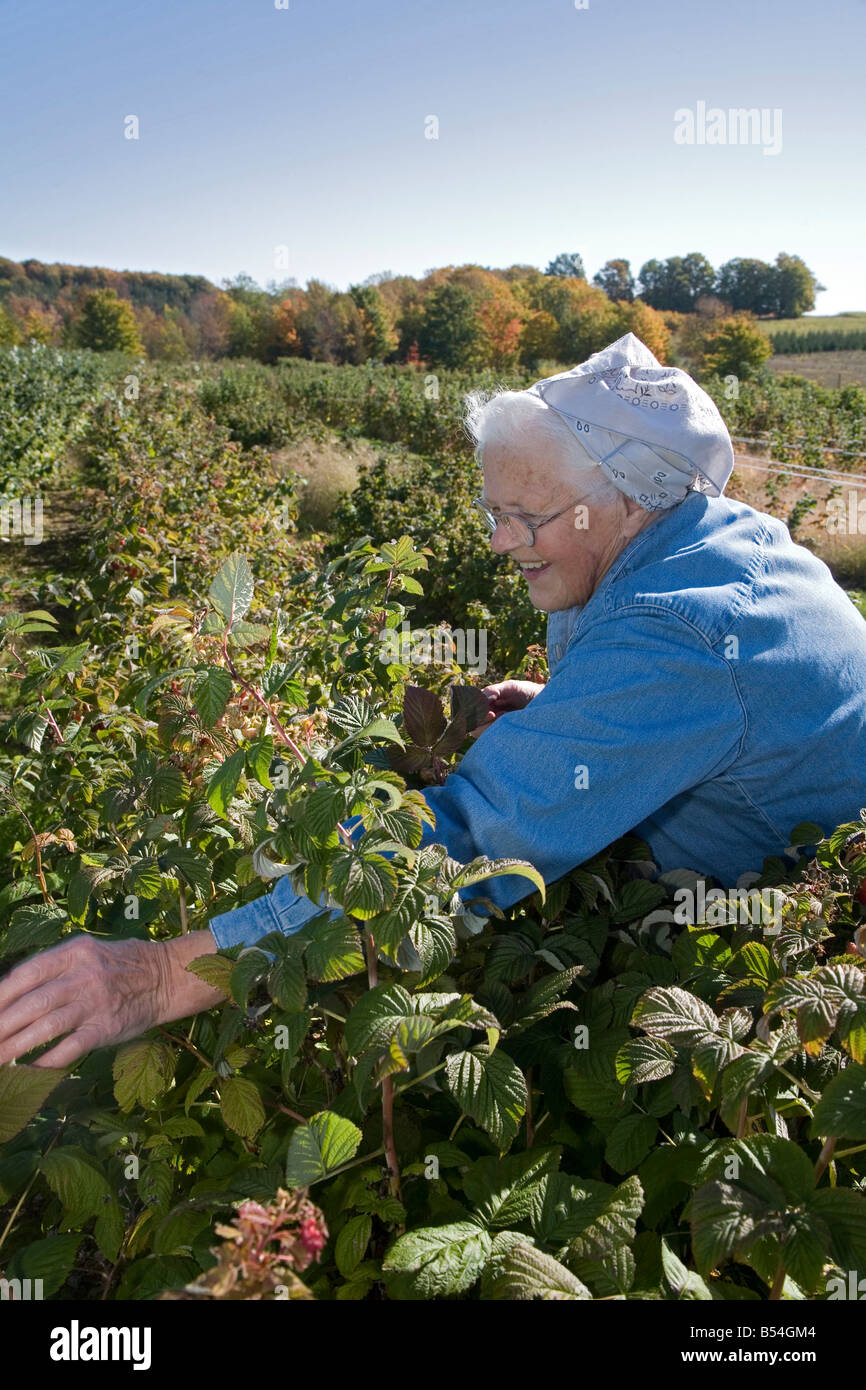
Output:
[1, 346, 866, 1303]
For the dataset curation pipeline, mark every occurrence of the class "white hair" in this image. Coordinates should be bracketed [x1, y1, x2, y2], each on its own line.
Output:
[461, 387, 622, 507]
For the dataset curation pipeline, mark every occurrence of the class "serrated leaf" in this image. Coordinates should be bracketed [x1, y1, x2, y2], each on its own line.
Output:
[192, 667, 233, 725]
[488, 1241, 591, 1300]
[285, 1112, 362, 1187]
[303, 914, 366, 982]
[444, 1045, 526, 1150]
[403, 686, 447, 746]
[113, 1039, 176, 1111]
[335, 1213, 373, 1278]
[185, 953, 233, 995]
[810, 1062, 866, 1139]
[4, 1232, 81, 1297]
[382, 1221, 491, 1298]
[463, 1147, 561, 1229]
[604, 1114, 658, 1174]
[0, 1064, 68, 1142]
[206, 748, 247, 817]
[40, 1147, 112, 1225]
[615, 1035, 677, 1087]
[219, 1076, 265, 1138]
[632, 985, 719, 1046]
[660, 1238, 713, 1300]
[209, 552, 254, 627]
[268, 948, 307, 1012]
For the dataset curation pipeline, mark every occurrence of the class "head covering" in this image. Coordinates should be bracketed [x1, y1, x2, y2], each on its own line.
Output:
[525, 332, 734, 510]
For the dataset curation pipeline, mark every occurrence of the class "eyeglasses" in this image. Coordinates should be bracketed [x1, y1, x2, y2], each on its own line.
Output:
[472, 496, 580, 549]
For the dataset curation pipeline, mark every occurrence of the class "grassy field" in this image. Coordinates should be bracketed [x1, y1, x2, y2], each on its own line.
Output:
[767, 349, 866, 388]
[756, 312, 866, 336]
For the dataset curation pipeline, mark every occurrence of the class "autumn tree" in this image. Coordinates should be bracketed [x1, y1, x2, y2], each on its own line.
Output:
[349, 284, 397, 361]
[71, 289, 143, 353]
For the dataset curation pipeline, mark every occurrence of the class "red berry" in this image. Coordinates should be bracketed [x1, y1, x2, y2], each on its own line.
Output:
[299, 1218, 325, 1254]
[855, 882, 866, 905]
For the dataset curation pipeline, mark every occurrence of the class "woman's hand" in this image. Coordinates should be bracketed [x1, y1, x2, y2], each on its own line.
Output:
[0, 929, 225, 1069]
[469, 679, 546, 737]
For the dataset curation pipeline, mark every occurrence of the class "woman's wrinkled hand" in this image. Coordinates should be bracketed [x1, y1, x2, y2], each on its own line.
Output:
[0, 929, 225, 1069]
[468, 679, 546, 737]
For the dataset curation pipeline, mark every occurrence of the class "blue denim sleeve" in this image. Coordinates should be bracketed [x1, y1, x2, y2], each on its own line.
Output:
[208, 876, 340, 950]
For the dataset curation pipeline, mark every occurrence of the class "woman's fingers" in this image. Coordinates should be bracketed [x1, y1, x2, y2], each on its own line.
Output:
[34, 1021, 111, 1069]
[0, 1002, 83, 1067]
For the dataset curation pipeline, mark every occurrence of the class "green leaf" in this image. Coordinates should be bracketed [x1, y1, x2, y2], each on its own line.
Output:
[208, 552, 254, 627]
[329, 851, 398, 918]
[660, 1238, 713, 1300]
[447, 855, 546, 903]
[463, 1147, 561, 1229]
[695, 1136, 816, 1206]
[615, 1036, 677, 1087]
[246, 735, 274, 788]
[779, 1209, 829, 1292]
[0, 1064, 68, 1141]
[631, 985, 719, 1046]
[361, 717, 406, 747]
[285, 1112, 363, 1187]
[0, 904, 66, 959]
[205, 748, 247, 817]
[94, 1196, 125, 1262]
[508, 968, 583, 1035]
[219, 1076, 265, 1138]
[113, 1039, 176, 1111]
[487, 1241, 591, 1300]
[688, 1180, 767, 1276]
[303, 915, 365, 982]
[185, 953, 233, 995]
[335, 1213, 373, 1278]
[151, 1206, 211, 1256]
[604, 1114, 658, 1174]
[267, 948, 307, 1012]
[345, 983, 417, 1056]
[382, 1221, 491, 1298]
[229, 948, 270, 1006]
[444, 1045, 527, 1150]
[39, 1147, 112, 1225]
[163, 846, 212, 896]
[192, 667, 233, 725]
[809, 1188, 866, 1272]
[4, 1232, 81, 1297]
[566, 1175, 644, 1263]
[810, 1062, 866, 1139]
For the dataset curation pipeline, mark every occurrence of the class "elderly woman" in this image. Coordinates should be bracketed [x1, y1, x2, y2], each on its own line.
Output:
[3, 332, 866, 1068]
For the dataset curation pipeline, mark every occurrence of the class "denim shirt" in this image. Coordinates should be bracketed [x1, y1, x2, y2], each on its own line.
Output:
[210, 491, 866, 951]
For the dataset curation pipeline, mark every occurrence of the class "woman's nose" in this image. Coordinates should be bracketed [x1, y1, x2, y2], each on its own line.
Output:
[490, 521, 521, 555]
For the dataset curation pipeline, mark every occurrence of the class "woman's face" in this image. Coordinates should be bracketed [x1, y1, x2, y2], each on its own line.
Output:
[481, 436, 657, 612]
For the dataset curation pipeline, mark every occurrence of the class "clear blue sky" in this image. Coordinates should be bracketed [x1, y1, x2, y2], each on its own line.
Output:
[2, 0, 863, 313]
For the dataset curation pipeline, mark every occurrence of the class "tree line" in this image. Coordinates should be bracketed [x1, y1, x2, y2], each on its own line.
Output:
[0, 249, 822, 374]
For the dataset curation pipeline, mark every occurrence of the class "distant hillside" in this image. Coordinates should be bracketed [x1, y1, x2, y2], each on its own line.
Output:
[0, 257, 217, 315]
